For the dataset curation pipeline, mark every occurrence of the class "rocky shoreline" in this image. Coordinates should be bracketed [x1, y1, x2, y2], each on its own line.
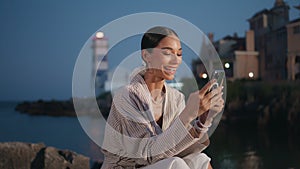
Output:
[0, 142, 102, 169]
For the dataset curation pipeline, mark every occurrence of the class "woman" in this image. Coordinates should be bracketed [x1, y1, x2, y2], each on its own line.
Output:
[101, 26, 224, 169]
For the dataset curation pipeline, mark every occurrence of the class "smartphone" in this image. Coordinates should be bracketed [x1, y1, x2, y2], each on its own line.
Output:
[207, 70, 225, 93]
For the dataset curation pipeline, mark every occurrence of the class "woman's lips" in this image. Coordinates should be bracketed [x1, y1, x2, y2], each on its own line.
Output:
[163, 66, 177, 75]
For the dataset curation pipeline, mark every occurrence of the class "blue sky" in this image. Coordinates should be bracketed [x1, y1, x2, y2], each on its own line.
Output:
[0, 0, 299, 101]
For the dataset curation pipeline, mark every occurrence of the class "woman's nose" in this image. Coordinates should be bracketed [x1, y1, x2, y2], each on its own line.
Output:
[171, 54, 181, 64]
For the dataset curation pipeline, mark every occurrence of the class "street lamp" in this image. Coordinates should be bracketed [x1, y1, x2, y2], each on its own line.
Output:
[224, 63, 230, 69]
[201, 73, 208, 79]
[249, 72, 254, 78]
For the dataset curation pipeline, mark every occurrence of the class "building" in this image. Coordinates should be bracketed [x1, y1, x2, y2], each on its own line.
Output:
[194, 0, 300, 82]
[213, 33, 245, 80]
[92, 32, 109, 94]
[248, 0, 290, 80]
[286, 5, 300, 80]
[233, 31, 259, 80]
[193, 30, 259, 82]
[215, 31, 259, 80]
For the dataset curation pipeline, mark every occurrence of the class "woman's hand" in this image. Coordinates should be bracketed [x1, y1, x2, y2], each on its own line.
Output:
[199, 83, 224, 125]
[180, 79, 224, 126]
[199, 82, 224, 119]
[197, 80, 223, 116]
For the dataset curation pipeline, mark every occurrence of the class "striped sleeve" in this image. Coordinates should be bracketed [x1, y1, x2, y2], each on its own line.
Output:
[101, 87, 200, 167]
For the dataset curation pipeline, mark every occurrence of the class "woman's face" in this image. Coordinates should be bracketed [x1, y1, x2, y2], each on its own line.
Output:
[144, 35, 182, 81]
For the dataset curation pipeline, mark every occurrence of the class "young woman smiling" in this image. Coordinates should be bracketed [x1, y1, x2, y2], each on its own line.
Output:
[101, 26, 224, 169]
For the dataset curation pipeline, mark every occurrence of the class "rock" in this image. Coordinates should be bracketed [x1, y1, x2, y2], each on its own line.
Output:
[0, 142, 45, 169]
[0, 142, 90, 169]
[91, 160, 103, 169]
[31, 147, 90, 169]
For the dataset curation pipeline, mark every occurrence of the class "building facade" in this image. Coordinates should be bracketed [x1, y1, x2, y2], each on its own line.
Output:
[215, 31, 259, 80]
[286, 18, 300, 80]
[248, 0, 290, 80]
[193, 0, 300, 82]
[192, 31, 259, 82]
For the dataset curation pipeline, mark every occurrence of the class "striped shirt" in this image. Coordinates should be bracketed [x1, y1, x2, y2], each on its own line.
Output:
[101, 69, 209, 169]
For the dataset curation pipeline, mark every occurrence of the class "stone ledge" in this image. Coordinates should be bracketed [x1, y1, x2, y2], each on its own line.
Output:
[0, 142, 102, 169]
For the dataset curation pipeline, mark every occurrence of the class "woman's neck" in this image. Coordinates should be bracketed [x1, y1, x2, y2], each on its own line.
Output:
[144, 70, 165, 101]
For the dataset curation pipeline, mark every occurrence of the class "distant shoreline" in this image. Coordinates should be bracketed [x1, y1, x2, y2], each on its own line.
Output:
[14, 92, 112, 118]
[15, 99, 76, 117]
[13, 81, 300, 133]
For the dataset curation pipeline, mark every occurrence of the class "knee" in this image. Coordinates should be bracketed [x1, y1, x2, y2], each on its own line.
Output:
[171, 157, 185, 163]
[183, 152, 211, 169]
[169, 157, 188, 168]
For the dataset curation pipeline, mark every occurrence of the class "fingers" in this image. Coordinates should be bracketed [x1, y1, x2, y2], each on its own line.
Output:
[220, 78, 224, 87]
[198, 91, 224, 114]
[211, 95, 225, 110]
[199, 79, 217, 96]
[198, 94, 223, 113]
[197, 79, 225, 117]
[204, 85, 223, 101]
[199, 85, 223, 107]
[206, 97, 224, 119]
[210, 90, 223, 103]
[212, 98, 224, 110]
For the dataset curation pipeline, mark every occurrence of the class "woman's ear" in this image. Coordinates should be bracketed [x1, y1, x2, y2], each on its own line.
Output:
[141, 49, 151, 63]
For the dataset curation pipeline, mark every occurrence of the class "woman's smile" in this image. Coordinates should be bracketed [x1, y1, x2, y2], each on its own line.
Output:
[162, 65, 177, 75]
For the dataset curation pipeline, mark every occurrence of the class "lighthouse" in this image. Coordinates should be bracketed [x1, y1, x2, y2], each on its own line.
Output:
[92, 32, 109, 94]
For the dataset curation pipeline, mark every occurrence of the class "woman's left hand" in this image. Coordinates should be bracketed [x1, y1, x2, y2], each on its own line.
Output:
[198, 81, 224, 119]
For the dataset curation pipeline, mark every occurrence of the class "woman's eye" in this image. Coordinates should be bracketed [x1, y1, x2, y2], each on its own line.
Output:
[162, 51, 171, 55]
[177, 53, 182, 57]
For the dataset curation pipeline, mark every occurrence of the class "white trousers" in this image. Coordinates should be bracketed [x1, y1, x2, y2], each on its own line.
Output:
[141, 152, 211, 169]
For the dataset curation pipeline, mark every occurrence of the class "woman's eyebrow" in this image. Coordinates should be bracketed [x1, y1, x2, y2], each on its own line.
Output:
[160, 47, 182, 50]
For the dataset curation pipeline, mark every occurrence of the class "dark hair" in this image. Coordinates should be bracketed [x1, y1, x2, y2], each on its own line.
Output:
[141, 26, 179, 52]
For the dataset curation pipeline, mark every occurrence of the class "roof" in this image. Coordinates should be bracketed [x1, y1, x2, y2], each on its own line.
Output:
[214, 35, 246, 58]
[288, 18, 300, 25]
[295, 5, 300, 10]
[274, 0, 286, 7]
[249, 9, 270, 20]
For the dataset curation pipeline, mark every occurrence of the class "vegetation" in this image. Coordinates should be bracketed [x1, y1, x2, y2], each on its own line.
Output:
[224, 80, 300, 133]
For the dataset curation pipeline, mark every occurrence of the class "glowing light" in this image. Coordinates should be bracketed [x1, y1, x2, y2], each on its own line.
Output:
[225, 63, 230, 69]
[96, 32, 104, 38]
[249, 72, 254, 78]
[201, 73, 208, 79]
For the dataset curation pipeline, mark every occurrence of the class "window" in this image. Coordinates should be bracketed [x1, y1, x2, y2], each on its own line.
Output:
[293, 25, 300, 34]
[295, 73, 300, 80]
[296, 56, 300, 63]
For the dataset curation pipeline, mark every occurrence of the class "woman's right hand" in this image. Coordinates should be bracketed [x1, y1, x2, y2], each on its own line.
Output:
[180, 79, 223, 125]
